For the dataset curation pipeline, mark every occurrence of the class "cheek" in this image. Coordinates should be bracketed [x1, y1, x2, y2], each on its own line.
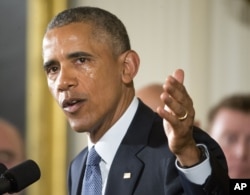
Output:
[47, 80, 58, 99]
[219, 142, 237, 164]
[82, 65, 96, 79]
[221, 147, 232, 158]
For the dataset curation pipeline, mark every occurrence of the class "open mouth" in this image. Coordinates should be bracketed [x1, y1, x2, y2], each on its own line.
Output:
[62, 98, 85, 113]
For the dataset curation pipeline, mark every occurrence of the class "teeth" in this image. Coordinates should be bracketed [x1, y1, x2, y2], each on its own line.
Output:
[71, 100, 77, 104]
[62, 99, 80, 108]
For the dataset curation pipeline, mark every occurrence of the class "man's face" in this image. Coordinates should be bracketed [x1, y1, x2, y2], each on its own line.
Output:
[210, 108, 250, 178]
[42, 23, 127, 140]
[0, 122, 24, 169]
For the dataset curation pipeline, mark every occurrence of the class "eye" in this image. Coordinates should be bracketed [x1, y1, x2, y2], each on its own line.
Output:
[75, 57, 89, 65]
[0, 151, 15, 165]
[43, 60, 60, 75]
[48, 66, 59, 74]
[224, 133, 237, 145]
[44, 64, 60, 75]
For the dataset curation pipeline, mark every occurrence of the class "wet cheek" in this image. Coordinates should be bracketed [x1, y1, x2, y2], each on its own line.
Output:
[81, 66, 96, 79]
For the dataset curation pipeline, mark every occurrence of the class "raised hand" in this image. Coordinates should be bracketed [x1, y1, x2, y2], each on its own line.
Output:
[156, 69, 201, 167]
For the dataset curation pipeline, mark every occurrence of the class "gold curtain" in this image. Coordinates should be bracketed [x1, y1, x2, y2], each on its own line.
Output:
[26, 1, 67, 195]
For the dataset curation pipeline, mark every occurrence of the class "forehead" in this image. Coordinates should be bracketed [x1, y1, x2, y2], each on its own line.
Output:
[42, 23, 112, 62]
[43, 23, 93, 48]
[212, 108, 250, 134]
[215, 108, 250, 121]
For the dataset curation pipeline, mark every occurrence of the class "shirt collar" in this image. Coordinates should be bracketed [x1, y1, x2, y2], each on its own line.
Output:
[88, 97, 139, 167]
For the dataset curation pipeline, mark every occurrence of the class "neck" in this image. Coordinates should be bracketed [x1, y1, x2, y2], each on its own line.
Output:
[89, 89, 135, 143]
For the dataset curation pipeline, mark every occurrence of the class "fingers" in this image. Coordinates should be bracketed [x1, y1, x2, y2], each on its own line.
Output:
[172, 69, 184, 84]
[160, 77, 194, 119]
[157, 69, 196, 156]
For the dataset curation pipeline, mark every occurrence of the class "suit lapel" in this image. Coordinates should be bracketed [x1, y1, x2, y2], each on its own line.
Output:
[70, 148, 88, 195]
[105, 145, 145, 195]
[105, 101, 157, 195]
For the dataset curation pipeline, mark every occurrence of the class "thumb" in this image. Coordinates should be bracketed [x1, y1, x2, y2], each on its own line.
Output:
[173, 69, 184, 84]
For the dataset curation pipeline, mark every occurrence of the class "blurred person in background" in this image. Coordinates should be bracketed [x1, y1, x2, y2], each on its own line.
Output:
[208, 94, 250, 179]
[137, 83, 201, 127]
[0, 117, 25, 195]
[136, 83, 164, 112]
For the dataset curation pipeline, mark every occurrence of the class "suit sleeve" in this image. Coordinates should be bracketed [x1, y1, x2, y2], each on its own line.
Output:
[178, 127, 230, 195]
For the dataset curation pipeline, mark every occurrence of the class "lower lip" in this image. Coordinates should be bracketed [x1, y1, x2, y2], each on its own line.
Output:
[63, 101, 84, 113]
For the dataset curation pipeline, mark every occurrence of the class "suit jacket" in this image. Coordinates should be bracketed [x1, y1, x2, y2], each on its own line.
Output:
[68, 100, 229, 195]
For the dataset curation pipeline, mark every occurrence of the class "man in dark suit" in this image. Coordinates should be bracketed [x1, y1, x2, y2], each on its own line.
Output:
[42, 6, 229, 195]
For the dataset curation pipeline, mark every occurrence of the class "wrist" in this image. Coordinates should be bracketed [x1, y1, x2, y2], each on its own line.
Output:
[177, 145, 207, 168]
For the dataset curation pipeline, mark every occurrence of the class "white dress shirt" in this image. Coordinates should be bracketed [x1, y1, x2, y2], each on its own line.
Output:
[87, 97, 211, 194]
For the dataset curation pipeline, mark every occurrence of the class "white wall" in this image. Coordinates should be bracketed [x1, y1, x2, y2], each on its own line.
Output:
[67, 0, 250, 159]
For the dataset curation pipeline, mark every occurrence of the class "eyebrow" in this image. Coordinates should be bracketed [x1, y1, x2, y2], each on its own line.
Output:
[43, 60, 57, 70]
[0, 150, 15, 159]
[43, 51, 93, 70]
[66, 51, 93, 59]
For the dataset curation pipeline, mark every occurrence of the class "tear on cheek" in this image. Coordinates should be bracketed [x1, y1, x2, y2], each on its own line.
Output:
[83, 66, 96, 79]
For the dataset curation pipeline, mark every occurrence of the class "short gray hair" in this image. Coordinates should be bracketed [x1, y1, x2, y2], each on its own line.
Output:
[46, 6, 131, 56]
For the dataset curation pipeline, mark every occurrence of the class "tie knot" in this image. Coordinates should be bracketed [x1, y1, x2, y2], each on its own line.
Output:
[86, 147, 101, 166]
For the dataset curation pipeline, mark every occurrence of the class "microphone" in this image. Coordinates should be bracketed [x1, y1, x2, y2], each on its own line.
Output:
[0, 164, 7, 175]
[0, 159, 41, 194]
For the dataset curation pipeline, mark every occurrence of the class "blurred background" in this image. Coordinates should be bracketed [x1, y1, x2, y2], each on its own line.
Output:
[0, 0, 249, 194]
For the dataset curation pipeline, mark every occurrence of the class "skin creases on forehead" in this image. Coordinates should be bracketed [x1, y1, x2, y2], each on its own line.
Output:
[43, 23, 114, 63]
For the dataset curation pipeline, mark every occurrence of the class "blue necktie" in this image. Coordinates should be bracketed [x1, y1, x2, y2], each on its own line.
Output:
[82, 147, 102, 195]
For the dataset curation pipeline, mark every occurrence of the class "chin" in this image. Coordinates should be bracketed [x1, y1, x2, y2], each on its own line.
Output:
[71, 125, 87, 133]
[229, 171, 250, 179]
[68, 120, 87, 133]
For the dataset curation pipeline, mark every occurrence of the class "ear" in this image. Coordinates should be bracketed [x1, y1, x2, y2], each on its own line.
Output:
[120, 50, 140, 84]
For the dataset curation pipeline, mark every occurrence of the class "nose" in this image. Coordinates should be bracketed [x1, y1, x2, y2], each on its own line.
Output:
[56, 66, 78, 91]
